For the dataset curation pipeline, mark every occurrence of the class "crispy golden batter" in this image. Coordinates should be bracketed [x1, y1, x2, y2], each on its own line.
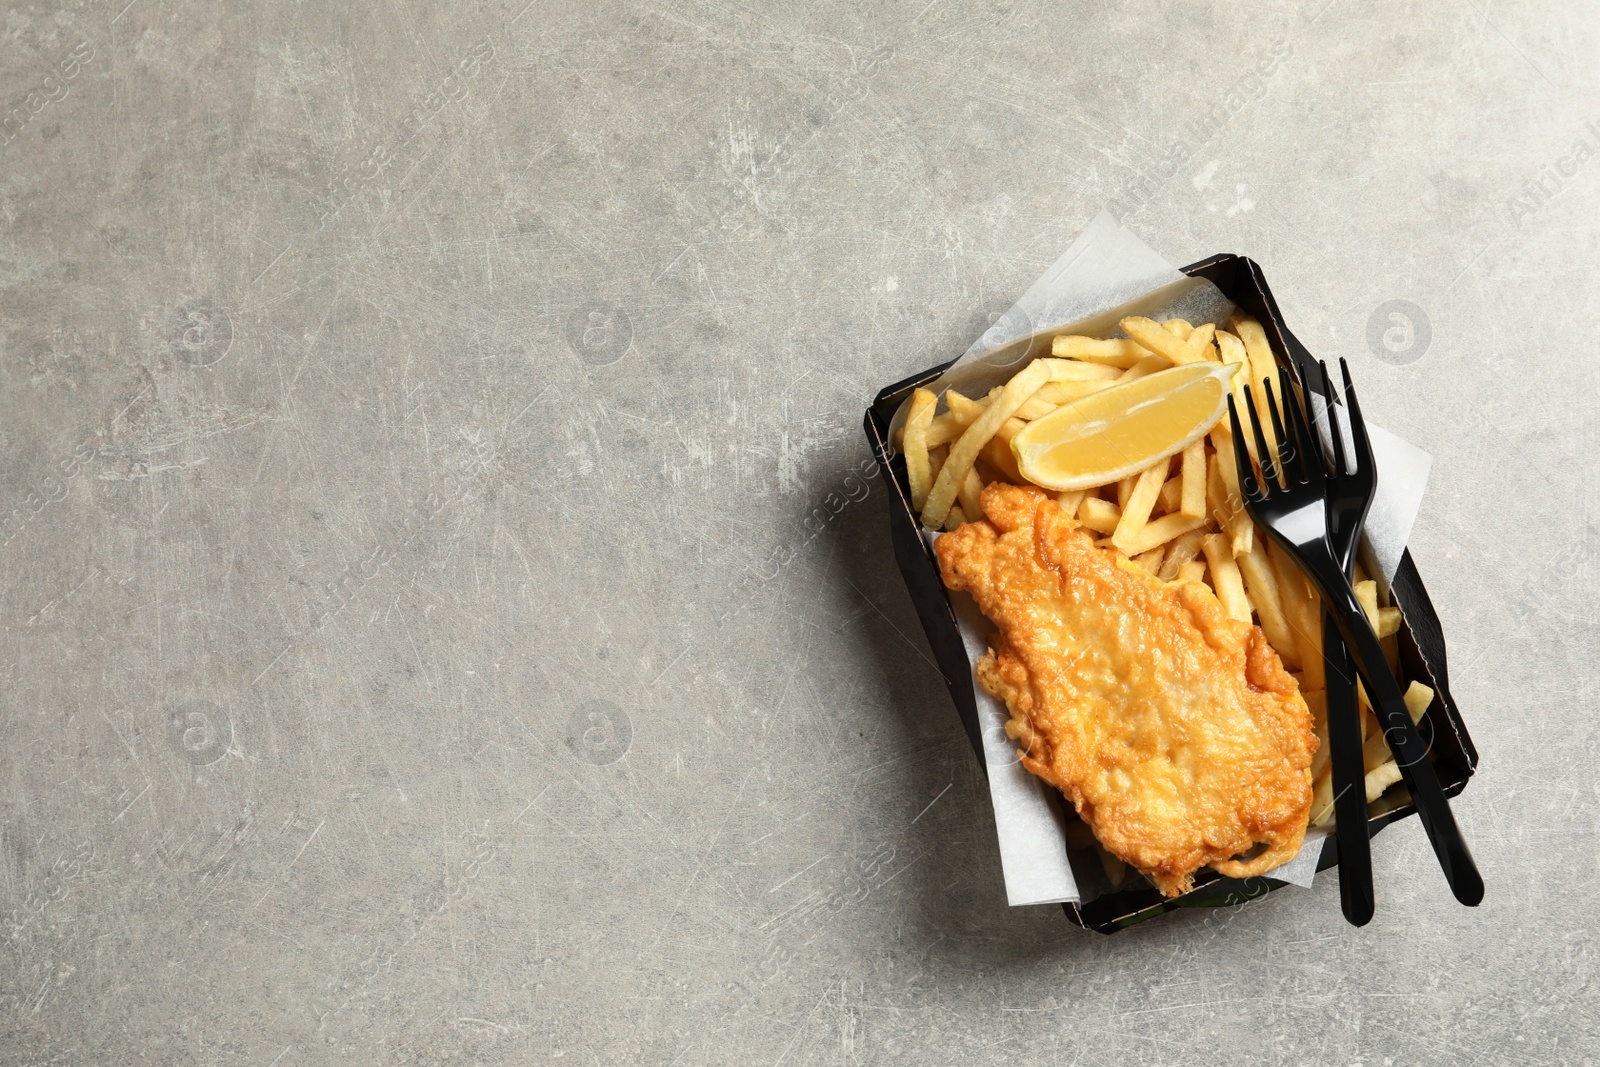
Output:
[937, 483, 1317, 897]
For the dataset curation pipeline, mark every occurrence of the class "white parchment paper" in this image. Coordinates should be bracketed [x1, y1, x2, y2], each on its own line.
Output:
[911, 213, 1429, 906]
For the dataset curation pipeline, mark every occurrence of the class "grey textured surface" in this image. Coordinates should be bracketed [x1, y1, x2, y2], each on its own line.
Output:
[1, 1, 1595, 1063]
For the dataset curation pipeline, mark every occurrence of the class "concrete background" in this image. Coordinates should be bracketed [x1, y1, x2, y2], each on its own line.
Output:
[1, 1, 1594, 1063]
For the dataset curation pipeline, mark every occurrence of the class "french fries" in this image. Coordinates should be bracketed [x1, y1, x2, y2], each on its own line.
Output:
[903, 388, 938, 512]
[1157, 475, 1183, 515]
[1116, 473, 1138, 509]
[1205, 441, 1254, 555]
[1157, 528, 1206, 582]
[1118, 354, 1170, 382]
[1236, 537, 1298, 670]
[958, 468, 984, 526]
[1050, 335, 1149, 367]
[895, 312, 1440, 839]
[1180, 438, 1207, 518]
[1116, 511, 1207, 558]
[1133, 545, 1165, 576]
[1201, 533, 1252, 622]
[1078, 496, 1122, 535]
[920, 360, 1051, 527]
[1234, 315, 1280, 457]
[1111, 463, 1168, 553]
[1215, 328, 1259, 464]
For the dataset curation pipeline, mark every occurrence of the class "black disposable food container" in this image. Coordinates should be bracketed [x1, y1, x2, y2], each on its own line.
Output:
[862, 254, 1479, 933]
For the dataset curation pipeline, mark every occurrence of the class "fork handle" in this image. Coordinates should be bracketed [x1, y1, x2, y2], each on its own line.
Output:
[1323, 615, 1375, 926]
[1305, 560, 1485, 906]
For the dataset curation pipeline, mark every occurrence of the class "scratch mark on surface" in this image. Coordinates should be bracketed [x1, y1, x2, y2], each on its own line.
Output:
[653, 244, 693, 282]
[842, 577, 937, 669]
[109, 385, 151, 427]
[286, 819, 326, 872]
[649, 644, 691, 686]
[111, 783, 150, 822]
[513, 784, 551, 823]
[767, 854, 829, 895]
[252, 644, 292, 687]
[456, 1016, 509, 1032]
[250, 243, 293, 287]
[910, 783, 952, 825]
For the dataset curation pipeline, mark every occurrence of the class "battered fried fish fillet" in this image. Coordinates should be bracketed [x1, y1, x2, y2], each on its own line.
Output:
[937, 483, 1317, 897]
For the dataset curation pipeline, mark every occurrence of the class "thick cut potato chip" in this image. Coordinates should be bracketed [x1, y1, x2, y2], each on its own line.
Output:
[1157, 475, 1183, 515]
[1187, 322, 1218, 362]
[1304, 689, 1330, 782]
[1112, 463, 1169, 553]
[1236, 537, 1298, 669]
[1035, 379, 1117, 405]
[1055, 488, 1086, 515]
[1077, 496, 1122, 535]
[1364, 762, 1402, 802]
[1233, 315, 1280, 457]
[1050, 335, 1149, 367]
[1215, 329, 1258, 464]
[1121, 316, 1204, 365]
[958, 468, 984, 525]
[1310, 766, 1335, 826]
[1201, 533, 1251, 622]
[1117, 354, 1171, 382]
[981, 434, 1025, 484]
[903, 388, 938, 511]
[925, 412, 965, 449]
[1117, 512, 1207, 558]
[1403, 681, 1434, 722]
[1045, 361, 1123, 382]
[1266, 540, 1324, 691]
[944, 390, 983, 423]
[1377, 606, 1403, 638]
[1354, 579, 1381, 630]
[1180, 438, 1207, 518]
[1133, 545, 1165, 575]
[1157, 528, 1206, 581]
[1205, 442, 1254, 555]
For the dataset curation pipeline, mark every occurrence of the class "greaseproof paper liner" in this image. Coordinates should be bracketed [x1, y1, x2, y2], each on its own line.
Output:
[909, 213, 1431, 906]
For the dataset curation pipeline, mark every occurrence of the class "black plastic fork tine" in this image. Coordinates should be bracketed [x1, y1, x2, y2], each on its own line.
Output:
[1242, 386, 1275, 492]
[1226, 395, 1262, 502]
[1277, 377, 1319, 485]
[1339, 357, 1373, 473]
[1261, 380, 1302, 485]
[1319, 360, 1348, 476]
[1264, 378, 1290, 474]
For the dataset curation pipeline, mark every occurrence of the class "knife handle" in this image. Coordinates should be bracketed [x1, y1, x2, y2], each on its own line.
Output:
[1323, 611, 1375, 926]
[1314, 573, 1484, 906]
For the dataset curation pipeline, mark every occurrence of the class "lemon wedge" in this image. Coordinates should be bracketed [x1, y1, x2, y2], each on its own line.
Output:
[1011, 362, 1237, 491]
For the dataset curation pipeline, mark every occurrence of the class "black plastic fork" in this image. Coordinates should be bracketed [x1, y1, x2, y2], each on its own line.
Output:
[1308, 359, 1377, 928]
[1228, 378, 1484, 908]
